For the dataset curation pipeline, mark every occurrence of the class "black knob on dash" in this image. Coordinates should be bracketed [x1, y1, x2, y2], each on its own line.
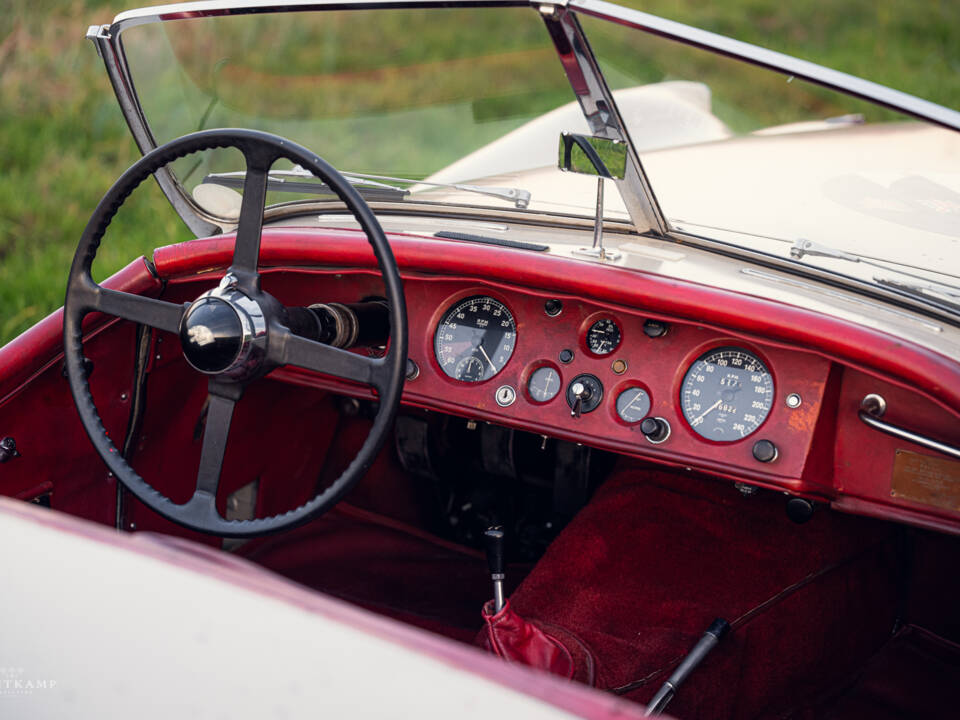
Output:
[752, 439, 778, 463]
[641, 417, 670, 443]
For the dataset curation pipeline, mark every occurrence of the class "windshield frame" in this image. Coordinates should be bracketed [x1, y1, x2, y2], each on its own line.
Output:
[88, 0, 960, 322]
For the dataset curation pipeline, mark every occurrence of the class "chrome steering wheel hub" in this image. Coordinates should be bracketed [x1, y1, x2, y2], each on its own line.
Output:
[179, 274, 268, 379]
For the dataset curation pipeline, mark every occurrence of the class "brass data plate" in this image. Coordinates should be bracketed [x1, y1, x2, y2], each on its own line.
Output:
[891, 450, 960, 512]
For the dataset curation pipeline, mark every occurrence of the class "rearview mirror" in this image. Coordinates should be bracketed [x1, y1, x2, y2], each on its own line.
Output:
[558, 133, 627, 180]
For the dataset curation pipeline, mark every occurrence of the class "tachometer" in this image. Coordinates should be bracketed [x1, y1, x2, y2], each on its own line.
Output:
[680, 347, 774, 442]
[435, 296, 516, 383]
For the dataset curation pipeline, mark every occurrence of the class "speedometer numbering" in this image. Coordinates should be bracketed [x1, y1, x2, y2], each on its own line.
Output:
[435, 296, 517, 383]
[680, 347, 774, 442]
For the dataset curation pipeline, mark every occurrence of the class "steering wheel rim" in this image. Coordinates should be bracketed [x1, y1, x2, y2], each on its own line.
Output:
[63, 129, 408, 538]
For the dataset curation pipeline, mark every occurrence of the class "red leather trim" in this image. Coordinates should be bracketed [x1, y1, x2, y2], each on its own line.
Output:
[0, 258, 162, 402]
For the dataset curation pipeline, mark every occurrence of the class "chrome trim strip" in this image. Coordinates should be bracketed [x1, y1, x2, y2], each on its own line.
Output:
[87, 25, 220, 237]
[540, 5, 666, 235]
[859, 395, 960, 461]
[109, 0, 530, 32]
[566, 0, 960, 132]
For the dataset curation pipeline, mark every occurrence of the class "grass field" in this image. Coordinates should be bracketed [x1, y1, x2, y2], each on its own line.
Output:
[1, 0, 957, 344]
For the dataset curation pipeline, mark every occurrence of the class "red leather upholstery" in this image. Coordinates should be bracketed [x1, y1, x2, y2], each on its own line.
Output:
[481, 599, 596, 685]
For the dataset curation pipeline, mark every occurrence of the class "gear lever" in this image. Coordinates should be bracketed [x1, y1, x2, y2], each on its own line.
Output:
[484, 526, 506, 612]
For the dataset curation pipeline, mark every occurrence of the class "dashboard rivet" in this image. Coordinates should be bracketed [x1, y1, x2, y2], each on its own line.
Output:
[495, 385, 517, 407]
[785, 393, 802, 409]
[611, 359, 627, 375]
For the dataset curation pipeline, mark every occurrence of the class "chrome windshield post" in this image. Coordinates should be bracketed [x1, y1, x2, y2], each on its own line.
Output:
[538, 3, 668, 237]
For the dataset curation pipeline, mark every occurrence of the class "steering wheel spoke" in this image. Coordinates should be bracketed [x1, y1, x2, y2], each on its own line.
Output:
[274, 329, 387, 392]
[193, 381, 242, 505]
[95, 286, 186, 334]
[229, 146, 278, 278]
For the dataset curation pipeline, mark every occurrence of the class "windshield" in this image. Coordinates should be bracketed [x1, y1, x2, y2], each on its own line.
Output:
[581, 14, 960, 285]
[118, 3, 959, 288]
[122, 7, 607, 216]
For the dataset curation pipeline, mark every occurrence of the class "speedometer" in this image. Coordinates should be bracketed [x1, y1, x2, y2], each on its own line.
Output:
[680, 347, 774, 442]
[434, 296, 516, 382]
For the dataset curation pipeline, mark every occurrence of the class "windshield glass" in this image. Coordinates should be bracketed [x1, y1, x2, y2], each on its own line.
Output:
[581, 15, 960, 283]
[120, 4, 959, 285]
[122, 7, 612, 217]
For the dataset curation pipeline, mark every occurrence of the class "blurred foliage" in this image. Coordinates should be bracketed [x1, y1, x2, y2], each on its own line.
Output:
[1, 0, 957, 343]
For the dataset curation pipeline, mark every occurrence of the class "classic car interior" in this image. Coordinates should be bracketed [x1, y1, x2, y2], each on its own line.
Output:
[2, 1, 960, 718]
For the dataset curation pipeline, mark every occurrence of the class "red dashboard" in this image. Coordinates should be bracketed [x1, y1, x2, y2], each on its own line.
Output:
[2, 225, 959, 536]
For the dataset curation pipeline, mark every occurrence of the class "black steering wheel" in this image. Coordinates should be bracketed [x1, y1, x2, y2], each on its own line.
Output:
[63, 129, 407, 537]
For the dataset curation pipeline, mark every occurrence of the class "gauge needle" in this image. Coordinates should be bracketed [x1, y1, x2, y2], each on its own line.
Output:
[694, 399, 722, 423]
[478, 344, 498, 373]
[625, 394, 644, 411]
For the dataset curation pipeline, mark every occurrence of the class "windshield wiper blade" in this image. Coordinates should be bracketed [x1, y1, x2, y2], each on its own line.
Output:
[874, 276, 960, 313]
[790, 238, 960, 315]
[202, 167, 531, 209]
[341, 170, 531, 209]
[202, 170, 409, 203]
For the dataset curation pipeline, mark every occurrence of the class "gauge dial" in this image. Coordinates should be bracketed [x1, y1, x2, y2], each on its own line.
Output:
[586, 318, 621, 356]
[527, 366, 561, 403]
[680, 347, 774, 442]
[435, 296, 516, 383]
[616, 387, 651, 424]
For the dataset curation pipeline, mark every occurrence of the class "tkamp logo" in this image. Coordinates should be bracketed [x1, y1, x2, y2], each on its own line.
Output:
[0, 667, 57, 697]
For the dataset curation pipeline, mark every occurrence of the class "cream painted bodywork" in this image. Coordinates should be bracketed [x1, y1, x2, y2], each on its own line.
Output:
[0, 499, 641, 719]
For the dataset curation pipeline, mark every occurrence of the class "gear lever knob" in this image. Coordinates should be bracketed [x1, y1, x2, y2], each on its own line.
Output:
[484, 526, 506, 612]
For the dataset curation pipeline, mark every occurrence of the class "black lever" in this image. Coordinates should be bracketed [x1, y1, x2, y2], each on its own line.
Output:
[646, 618, 731, 716]
[484, 526, 506, 612]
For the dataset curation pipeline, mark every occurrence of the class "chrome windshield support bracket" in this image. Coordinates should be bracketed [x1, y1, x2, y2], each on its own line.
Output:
[86, 25, 219, 238]
[539, 4, 668, 237]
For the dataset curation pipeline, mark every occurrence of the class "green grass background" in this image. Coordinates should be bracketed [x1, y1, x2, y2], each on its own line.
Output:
[1, 0, 957, 344]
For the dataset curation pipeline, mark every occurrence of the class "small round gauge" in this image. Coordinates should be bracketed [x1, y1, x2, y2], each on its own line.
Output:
[586, 318, 621, 356]
[616, 387, 651, 424]
[528, 366, 561, 403]
[435, 296, 516, 383]
[680, 347, 774, 442]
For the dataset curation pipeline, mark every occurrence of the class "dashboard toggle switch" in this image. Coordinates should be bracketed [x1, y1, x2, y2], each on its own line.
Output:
[566, 374, 603, 417]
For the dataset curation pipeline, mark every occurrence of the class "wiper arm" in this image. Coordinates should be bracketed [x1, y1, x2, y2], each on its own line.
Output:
[341, 170, 531, 209]
[790, 238, 861, 263]
[790, 238, 960, 314]
[202, 170, 410, 203]
[202, 167, 531, 209]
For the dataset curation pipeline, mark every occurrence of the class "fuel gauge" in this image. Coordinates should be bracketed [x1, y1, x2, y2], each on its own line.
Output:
[527, 365, 561, 403]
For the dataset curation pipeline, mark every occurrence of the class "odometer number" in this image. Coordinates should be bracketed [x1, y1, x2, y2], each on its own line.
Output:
[680, 347, 774, 442]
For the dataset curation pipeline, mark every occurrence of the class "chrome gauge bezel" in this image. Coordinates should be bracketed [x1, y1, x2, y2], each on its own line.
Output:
[679, 345, 775, 443]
